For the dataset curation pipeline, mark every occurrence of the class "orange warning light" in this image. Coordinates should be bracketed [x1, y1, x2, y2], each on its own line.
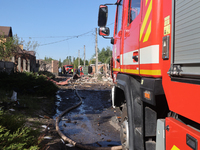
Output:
[144, 91, 151, 100]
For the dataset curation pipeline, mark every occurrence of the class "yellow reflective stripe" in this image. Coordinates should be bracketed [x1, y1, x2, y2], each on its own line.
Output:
[140, 0, 152, 41]
[146, 0, 149, 6]
[140, 69, 161, 76]
[143, 20, 152, 42]
[113, 68, 121, 72]
[114, 68, 161, 76]
[122, 69, 139, 74]
[171, 145, 180, 150]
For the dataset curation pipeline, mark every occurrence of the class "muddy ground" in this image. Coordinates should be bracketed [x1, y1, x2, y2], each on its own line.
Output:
[37, 74, 121, 150]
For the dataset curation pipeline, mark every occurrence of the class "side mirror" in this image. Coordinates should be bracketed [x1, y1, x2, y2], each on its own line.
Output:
[99, 27, 110, 36]
[98, 5, 108, 27]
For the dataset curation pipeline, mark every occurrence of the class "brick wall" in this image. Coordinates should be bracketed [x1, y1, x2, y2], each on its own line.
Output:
[52, 60, 58, 75]
[37, 59, 59, 75]
[91, 64, 109, 74]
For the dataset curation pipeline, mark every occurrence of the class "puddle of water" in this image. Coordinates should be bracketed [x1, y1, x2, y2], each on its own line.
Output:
[53, 90, 63, 119]
[92, 141, 121, 147]
[55, 89, 121, 147]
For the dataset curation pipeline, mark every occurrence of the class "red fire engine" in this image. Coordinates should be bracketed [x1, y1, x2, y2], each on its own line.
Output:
[63, 65, 73, 74]
[98, 0, 200, 150]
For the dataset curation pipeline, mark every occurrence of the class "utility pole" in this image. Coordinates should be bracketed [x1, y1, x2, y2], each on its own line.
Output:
[95, 28, 98, 74]
[78, 50, 80, 67]
[84, 45, 86, 67]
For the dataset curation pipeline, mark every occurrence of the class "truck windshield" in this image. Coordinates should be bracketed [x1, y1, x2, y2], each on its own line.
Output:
[66, 66, 73, 68]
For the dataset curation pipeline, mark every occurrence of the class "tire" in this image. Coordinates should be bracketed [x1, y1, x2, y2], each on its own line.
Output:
[120, 104, 129, 150]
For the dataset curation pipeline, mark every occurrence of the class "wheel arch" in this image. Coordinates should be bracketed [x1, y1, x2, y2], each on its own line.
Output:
[114, 73, 144, 150]
[114, 74, 170, 149]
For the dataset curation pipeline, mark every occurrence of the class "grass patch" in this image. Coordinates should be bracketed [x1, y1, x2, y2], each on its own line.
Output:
[0, 109, 40, 150]
[38, 71, 55, 79]
[0, 72, 58, 97]
[0, 71, 59, 149]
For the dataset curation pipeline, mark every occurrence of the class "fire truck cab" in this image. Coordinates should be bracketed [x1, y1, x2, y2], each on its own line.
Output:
[98, 0, 200, 150]
[63, 65, 73, 74]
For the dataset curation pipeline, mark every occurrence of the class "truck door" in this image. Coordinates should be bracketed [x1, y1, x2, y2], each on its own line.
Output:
[113, 0, 124, 72]
[122, 0, 141, 75]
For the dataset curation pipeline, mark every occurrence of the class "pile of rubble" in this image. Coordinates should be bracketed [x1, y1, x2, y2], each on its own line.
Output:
[72, 74, 113, 84]
[57, 73, 114, 90]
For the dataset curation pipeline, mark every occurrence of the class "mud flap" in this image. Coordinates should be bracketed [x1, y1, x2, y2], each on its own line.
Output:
[156, 119, 165, 150]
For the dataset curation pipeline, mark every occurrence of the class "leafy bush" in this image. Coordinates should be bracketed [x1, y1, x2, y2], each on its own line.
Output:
[0, 110, 40, 150]
[0, 72, 58, 97]
[38, 71, 55, 79]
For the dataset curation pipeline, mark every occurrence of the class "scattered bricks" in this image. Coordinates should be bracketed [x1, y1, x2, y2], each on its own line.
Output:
[44, 115, 51, 119]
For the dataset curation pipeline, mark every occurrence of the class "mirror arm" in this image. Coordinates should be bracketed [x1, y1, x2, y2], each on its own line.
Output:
[102, 36, 114, 45]
[102, 36, 112, 39]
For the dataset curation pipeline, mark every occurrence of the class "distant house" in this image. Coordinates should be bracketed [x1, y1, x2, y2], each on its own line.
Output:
[0, 26, 13, 62]
[14, 45, 36, 72]
[0, 26, 13, 38]
[0, 26, 14, 72]
[36, 59, 59, 75]
[0, 26, 13, 60]
[0, 26, 36, 72]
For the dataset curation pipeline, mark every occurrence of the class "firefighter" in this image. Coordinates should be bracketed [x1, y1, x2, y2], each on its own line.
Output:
[71, 68, 74, 75]
[59, 67, 62, 75]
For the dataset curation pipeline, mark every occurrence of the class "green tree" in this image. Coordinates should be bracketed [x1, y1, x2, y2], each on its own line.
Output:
[59, 58, 62, 67]
[90, 46, 112, 64]
[104, 46, 112, 64]
[73, 58, 78, 69]
[98, 47, 106, 63]
[85, 60, 89, 65]
[89, 59, 95, 65]
[0, 34, 39, 61]
[0, 35, 21, 61]
[63, 56, 72, 65]
[72, 57, 86, 69]
[69, 56, 71, 63]
[44, 57, 54, 63]
[23, 37, 39, 52]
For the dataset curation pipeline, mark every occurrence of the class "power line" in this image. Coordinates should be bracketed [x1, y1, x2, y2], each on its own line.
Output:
[39, 36, 75, 46]
[40, 30, 94, 46]
[22, 36, 75, 39]
[22, 30, 94, 47]
[20, 22, 115, 47]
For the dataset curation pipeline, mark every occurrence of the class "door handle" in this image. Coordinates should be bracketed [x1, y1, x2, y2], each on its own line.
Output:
[116, 56, 120, 63]
[125, 29, 130, 37]
[132, 51, 138, 62]
[132, 56, 138, 62]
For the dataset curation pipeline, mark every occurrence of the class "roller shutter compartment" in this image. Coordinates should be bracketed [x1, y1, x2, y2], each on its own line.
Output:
[170, 0, 200, 79]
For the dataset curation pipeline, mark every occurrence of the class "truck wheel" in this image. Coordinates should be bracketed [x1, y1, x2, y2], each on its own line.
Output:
[120, 104, 129, 150]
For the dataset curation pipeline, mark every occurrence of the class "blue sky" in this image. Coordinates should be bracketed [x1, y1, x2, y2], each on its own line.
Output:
[1, 0, 117, 61]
